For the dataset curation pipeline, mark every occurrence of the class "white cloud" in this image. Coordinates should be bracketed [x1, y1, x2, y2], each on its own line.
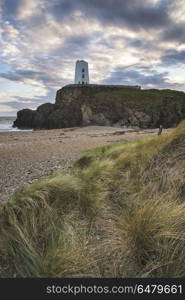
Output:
[16, 0, 44, 20]
[4, 22, 19, 40]
[169, 0, 185, 23]
[0, 92, 8, 101]
[1, 43, 20, 56]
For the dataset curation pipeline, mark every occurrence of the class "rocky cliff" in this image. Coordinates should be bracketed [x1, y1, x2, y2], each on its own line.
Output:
[13, 84, 185, 129]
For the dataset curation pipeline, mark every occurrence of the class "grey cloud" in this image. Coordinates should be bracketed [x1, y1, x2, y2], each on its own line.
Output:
[127, 39, 144, 48]
[3, 0, 21, 17]
[58, 34, 91, 58]
[0, 73, 21, 81]
[101, 67, 169, 87]
[3, 90, 56, 111]
[162, 50, 185, 65]
[51, 0, 171, 30]
[162, 24, 185, 43]
[0, 69, 63, 86]
[51, 0, 172, 30]
[5, 0, 172, 31]
[0, 69, 44, 81]
[66, 35, 91, 48]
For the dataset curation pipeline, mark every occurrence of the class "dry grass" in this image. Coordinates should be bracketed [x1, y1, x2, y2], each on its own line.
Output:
[1, 121, 185, 277]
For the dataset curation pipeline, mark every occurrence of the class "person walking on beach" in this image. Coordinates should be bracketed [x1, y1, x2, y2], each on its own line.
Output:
[158, 124, 163, 135]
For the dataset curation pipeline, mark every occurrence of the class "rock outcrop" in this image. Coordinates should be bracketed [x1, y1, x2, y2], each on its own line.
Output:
[13, 84, 185, 129]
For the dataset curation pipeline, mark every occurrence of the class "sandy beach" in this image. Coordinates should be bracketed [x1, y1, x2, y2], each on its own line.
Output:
[0, 126, 169, 202]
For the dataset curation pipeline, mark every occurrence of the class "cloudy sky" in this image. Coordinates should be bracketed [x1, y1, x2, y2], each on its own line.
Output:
[0, 0, 185, 116]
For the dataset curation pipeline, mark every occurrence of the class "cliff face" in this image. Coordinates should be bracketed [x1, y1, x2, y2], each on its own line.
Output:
[13, 85, 185, 129]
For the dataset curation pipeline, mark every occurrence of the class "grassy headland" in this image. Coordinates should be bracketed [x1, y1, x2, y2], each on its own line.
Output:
[1, 121, 185, 277]
[14, 85, 185, 129]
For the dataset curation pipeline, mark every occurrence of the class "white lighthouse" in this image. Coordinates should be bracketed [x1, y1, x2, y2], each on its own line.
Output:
[74, 60, 89, 84]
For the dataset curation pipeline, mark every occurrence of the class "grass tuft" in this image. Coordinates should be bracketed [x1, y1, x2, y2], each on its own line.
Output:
[1, 121, 185, 277]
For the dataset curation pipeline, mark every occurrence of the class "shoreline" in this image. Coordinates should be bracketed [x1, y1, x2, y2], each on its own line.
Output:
[0, 126, 170, 202]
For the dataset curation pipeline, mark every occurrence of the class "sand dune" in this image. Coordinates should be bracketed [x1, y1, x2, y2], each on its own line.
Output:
[0, 126, 169, 201]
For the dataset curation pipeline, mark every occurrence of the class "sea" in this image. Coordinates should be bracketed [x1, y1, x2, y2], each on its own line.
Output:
[0, 116, 31, 132]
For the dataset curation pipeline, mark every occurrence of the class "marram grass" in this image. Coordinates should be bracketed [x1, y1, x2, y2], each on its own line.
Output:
[1, 121, 185, 277]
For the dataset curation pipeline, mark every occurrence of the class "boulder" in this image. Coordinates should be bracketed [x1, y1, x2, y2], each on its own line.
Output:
[13, 109, 36, 129]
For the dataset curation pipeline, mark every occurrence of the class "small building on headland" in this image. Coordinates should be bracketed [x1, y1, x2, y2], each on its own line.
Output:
[74, 60, 141, 89]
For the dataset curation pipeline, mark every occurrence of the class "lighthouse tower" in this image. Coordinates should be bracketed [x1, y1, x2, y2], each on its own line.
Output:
[74, 60, 89, 84]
